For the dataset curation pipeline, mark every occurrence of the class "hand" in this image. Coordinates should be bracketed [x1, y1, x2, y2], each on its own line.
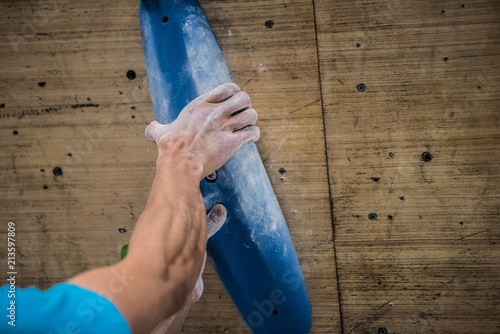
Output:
[150, 204, 227, 334]
[145, 83, 260, 179]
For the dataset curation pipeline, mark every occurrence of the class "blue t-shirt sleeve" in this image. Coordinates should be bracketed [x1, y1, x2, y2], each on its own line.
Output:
[0, 282, 131, 334]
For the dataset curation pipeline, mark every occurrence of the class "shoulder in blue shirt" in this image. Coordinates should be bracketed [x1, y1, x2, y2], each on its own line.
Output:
[0, 282, 131, 334]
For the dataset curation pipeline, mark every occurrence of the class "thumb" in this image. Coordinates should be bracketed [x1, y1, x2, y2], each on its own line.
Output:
[145, 120, 162, 142]
[206, 204, 227, 239]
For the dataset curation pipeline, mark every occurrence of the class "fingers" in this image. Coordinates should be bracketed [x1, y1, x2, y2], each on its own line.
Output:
[192, 273, 204, 303]
[145, 120, 161, 142]
[219, 91, 252, 118]
[206, 204, 227, 239]
[193, 204, 227, 305]
[203, 83, 241, 103]
[233, 125, 260, 143]
[227, 108, 258, 131]
[193, 251, 207, 301]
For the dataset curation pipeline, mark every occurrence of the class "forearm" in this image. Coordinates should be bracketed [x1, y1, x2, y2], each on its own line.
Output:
[69, 150, 207, 334]
[128, 150, 207, 306]
[128, 150, 207, 299]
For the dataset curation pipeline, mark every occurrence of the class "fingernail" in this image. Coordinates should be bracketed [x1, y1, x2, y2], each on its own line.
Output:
[212, 205, 222, 216]
[212, 204, 227, 218]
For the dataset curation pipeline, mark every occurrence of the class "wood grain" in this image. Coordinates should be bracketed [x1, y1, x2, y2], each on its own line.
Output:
[3, 0, 498, 333]
[0, 0, 340, 333]
[315, 0, 500, 333]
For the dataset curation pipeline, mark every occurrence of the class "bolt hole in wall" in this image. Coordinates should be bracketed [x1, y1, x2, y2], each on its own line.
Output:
[357, 83, 365, 92]
[421, 151, 432, 162]
[162, 16, 169, 23]
[126, 70, 136, 80]
[265, 20, 274, 28]
[53, 167, 63, 176]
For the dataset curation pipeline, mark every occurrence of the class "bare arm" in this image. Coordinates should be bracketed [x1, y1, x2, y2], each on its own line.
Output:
[68, 83, 259, 334]
[149, 205, 227, 334]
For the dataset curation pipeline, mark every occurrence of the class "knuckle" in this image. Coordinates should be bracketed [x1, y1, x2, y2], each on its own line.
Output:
[238, 91, 251, 104]
[223, 118, 234, 130]
[248, 108, 258, 122]
[221, 82, 240, 94]
[253, 126, 261, 140]
[210, 103, 225, 117]
[243, 113, 255, 125]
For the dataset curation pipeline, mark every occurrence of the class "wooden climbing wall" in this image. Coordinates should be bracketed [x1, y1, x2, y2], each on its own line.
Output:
[0, 0, 498, 333]
[315, 0, 500, 333]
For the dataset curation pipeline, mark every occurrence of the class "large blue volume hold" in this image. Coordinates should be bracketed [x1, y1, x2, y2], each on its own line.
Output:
[140, 1, 311, 333]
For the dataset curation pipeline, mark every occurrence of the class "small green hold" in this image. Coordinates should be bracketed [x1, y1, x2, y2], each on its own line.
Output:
[120, 240, 129, 260]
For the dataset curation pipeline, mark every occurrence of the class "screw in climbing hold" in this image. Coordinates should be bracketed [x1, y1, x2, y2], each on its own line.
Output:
[206, 171, 218, 182]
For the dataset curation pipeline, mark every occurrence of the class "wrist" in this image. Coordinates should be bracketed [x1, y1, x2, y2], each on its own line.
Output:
[157, 155, 203, 180]
[156, 146, 204, 181]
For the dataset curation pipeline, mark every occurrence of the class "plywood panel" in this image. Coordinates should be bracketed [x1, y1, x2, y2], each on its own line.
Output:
[315, 0, 500, 333]
[0, 0, 341, 332]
